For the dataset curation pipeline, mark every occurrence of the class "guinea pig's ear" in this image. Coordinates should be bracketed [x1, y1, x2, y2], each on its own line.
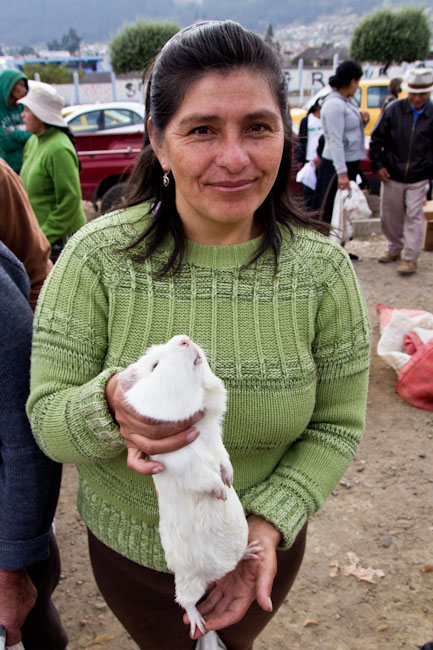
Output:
[118, 363, 139, 392]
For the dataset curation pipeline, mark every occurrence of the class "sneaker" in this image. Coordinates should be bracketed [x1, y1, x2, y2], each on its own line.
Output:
[397, 260, 417, 274]
[378, 251, 402, 263]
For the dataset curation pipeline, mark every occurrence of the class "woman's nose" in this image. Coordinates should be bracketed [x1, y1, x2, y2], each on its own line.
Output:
[215, 138, 250, 172]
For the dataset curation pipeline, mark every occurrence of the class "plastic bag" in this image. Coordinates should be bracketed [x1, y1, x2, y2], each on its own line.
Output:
[330, 181, 372, 245]
[195, 631, 228, 649]
[295, 161, 317, 190]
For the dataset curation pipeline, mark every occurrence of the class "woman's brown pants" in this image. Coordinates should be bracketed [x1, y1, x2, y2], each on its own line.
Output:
[88, 523, 307, 650]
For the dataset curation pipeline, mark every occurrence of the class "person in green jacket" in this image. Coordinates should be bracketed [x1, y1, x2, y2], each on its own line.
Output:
[27, 21, 370, 650]
[0, 68, 32, 173]
[19, 85, 86, 262]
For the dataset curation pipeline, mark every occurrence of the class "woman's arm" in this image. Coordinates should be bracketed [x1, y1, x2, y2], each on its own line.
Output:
[42, 146, 83, 242]
[241, 251, 370, 550]
[322, 100, 348, 175]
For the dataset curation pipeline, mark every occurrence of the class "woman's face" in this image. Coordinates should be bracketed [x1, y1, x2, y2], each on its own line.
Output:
[149, 70, 285, 245]
[10, 79, 27, 105]
[346, 78, 360, 97]
[22, 107, 45, 134]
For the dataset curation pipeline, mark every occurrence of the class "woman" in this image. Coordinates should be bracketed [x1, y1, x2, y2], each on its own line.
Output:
[18, 86, 86, 262]
[313, 61, 368, 223]
[0, 68, 31, 173]
[295, 98, 323, 209]
[27, 22, 370, 650]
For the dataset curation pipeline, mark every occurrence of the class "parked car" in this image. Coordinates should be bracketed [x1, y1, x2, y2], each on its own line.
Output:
[63, 102, 145, 207]
[290, 79, 407, 136]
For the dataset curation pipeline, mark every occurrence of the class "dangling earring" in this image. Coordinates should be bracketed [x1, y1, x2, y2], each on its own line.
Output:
[162, 171, 170, 187]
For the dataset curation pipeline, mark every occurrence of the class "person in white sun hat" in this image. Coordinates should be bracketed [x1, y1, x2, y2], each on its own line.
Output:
[370, 67, 433, 275]
[18, 85, 86, 263]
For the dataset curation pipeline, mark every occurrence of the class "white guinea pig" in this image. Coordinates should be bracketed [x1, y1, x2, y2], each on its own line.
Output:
[123, 335, 260, 636]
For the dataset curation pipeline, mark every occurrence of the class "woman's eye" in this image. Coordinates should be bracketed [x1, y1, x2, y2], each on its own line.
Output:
[191, 126, 212, 136]
[248, 123, 268, 134]
[151, 362, 159, 371]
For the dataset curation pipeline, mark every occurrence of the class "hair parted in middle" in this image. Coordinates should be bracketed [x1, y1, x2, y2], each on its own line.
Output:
[122, 20, 329, 275]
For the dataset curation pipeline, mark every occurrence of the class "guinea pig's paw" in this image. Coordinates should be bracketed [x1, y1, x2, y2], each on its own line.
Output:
[212, 484, 228, 501]
[242, 540, 264, 560]
[186, 606, 207, 636]
[220, 461, 233, 487]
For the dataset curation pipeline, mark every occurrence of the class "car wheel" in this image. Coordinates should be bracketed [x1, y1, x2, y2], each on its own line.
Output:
[100, 183, 129, 215]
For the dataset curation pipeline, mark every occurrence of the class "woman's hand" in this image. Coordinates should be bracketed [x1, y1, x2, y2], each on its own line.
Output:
[0, 569, 37, 646]
[105, 372, 202, 475]
[185, 515, 282, 640]
[360, 110, 370, 126]
[337, 173, 350, 191]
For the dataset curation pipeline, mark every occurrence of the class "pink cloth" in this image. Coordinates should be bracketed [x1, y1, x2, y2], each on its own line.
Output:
[376, 303, 433, 411]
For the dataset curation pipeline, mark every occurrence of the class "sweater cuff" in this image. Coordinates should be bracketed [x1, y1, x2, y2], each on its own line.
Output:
[76, 367, 125, 454]
[241, 482, 308, 550]
[0, 530, 51, 570]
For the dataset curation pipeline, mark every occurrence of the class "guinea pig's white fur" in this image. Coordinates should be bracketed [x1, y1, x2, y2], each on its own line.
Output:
[123, 335, 258, 636]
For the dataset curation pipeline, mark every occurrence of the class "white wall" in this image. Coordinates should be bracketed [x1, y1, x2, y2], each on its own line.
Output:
[51, 64, 409, 107]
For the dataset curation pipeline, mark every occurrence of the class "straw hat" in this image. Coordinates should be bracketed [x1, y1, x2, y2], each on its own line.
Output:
[401, 68, 433, 94]
[18, 85, 68, 127]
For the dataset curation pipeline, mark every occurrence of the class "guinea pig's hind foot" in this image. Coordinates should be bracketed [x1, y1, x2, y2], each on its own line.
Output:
[242, 540, 264, 560]
[185, 605, 207, 637]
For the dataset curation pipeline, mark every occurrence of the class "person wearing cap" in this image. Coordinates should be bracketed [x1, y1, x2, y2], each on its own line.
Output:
[19, 86, 86, 263]
[0, 68, 32, 173]
[370, 67, 433, 274]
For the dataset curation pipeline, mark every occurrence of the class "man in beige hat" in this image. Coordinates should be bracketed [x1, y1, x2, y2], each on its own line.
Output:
[370, 67, 433, 274]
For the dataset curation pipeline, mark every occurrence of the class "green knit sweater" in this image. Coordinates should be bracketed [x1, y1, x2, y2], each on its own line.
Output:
[27, 203, 370, 573]
[20, 128, 86, 244]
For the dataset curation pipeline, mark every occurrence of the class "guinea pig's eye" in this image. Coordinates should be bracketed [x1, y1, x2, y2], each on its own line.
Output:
[151, 362, 159, 371]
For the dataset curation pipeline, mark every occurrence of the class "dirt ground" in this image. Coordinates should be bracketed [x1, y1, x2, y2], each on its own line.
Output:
[52, 198, 433, 650]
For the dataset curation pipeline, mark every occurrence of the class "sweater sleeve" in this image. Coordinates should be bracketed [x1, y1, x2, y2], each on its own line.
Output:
[41, 145, 82, 243]
[242, 253, 370, 549]
[0, 127, 31, 152]
[27, 235, 126, 464]
[0, 160, 52, 310]
[323, 100, 348, 175]
[0, 248, 61, 570]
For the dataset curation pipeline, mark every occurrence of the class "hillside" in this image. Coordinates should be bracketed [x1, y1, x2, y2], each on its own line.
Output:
[2, 0, 431, 46]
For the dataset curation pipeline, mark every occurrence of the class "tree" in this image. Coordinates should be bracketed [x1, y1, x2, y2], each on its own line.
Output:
[48, 28, 81, 55]
[350, 7, 431, 74]
[265, 24, 274, 45]
[109, 20, 179, 75]
[23, 63, 74, 84]
[19, 45, 36, 55]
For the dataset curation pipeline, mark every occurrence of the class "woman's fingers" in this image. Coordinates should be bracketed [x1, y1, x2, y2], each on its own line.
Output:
[126, 426, 199, 455]
[125, 446, 164, 476]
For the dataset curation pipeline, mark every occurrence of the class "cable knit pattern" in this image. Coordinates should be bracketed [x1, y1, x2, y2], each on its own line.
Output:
[27, 203, 370, 572]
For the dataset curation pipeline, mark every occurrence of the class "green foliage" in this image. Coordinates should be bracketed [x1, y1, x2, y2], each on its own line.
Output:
[23, 63, 74, 84]
[48, 28, 81, 54]
[109, 20, 179, 75]
[265, 23, 274, 44]
[350, 7, 431, 70]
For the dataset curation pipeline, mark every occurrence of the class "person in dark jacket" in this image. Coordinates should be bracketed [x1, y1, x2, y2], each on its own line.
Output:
[370, 67, 433, 274]
[0, 242, 67, 649]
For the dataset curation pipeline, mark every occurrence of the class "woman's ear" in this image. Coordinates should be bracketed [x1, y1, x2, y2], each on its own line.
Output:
[147, 117, 168, 171]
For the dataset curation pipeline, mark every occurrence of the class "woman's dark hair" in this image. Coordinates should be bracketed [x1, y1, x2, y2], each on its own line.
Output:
[329, 60, 363, 90]
[389, 77, 402, 97]
[123, 20, 329, 275]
